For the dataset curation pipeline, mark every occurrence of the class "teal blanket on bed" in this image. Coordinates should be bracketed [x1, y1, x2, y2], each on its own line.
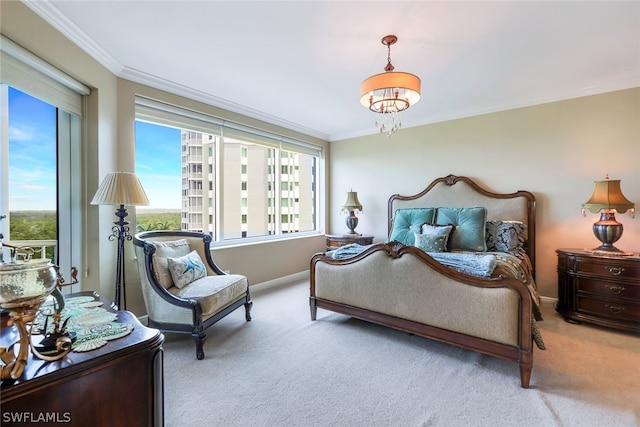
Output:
[428, 252, 497, 277]
[332, 244, 497, 277]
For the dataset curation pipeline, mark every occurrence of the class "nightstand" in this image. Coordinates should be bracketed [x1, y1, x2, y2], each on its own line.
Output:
[556, 248, 640, 333]
[326, 234, 374, 251]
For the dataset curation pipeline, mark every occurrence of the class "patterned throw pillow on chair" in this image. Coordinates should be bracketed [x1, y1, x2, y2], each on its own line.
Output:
[167, 250, 208, 289]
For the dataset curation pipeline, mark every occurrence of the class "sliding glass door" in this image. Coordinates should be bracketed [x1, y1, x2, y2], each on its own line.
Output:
[0, 85, 80, 288]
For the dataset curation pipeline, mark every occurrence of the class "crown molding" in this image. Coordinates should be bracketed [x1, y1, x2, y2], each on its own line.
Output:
[23, 0, 123, 75]
[333, 77, 640, 142]
[120, 67, 330, 141]
[21, 1, 329, 142]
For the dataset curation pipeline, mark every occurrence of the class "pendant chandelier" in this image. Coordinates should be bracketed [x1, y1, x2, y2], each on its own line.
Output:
[360, 35, 421, 136]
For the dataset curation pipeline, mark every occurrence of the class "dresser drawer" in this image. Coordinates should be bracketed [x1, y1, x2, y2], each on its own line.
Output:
[576, 295, 640, 323]
[576, 277, 640, 301]
[575, 259, 640, 280]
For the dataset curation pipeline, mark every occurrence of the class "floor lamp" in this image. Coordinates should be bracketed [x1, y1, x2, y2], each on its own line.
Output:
[91, 172, 149, 310]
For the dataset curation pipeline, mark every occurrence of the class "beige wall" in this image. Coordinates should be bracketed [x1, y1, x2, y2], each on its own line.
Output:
[330, 88, 640, 298]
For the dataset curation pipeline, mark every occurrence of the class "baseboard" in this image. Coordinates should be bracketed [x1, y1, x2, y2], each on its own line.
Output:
[250, 270, 308, 291]
[540, 295, 557, 306]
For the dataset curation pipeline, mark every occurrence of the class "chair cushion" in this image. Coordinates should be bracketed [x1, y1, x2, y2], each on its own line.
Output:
[170, 274, 248, 319]
[167, 250, 208, 289]
[152, 239, 191, 289]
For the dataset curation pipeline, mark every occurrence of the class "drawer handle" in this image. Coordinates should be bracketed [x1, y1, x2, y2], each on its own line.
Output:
[606, 305, 624, 314]
[606, 266, 625, 276]
[605, 285, 626, 295]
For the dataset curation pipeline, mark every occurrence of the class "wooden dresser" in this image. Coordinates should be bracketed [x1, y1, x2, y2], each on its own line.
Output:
[1, 293, 164, 426]
[556, 248, 640, 333]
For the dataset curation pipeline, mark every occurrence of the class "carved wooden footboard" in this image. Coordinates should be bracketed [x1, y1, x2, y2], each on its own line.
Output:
[310, 174, 538, 388]
[310, 242, 534, 388]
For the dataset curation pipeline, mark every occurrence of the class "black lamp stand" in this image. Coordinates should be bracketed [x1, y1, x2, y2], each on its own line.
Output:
[109, 204, 132, 310]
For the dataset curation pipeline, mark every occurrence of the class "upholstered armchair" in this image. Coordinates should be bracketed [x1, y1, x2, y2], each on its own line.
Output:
[133, 231, 252, 359]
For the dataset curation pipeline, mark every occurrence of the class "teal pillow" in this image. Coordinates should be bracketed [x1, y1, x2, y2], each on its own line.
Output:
[388, 208, 436, 246]
[435, 207, 487, 252]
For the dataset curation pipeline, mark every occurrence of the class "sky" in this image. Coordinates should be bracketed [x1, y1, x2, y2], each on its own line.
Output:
[134, 121, 182, 210]
[7, 87, 182, 211]
[7, 87, 57, 211]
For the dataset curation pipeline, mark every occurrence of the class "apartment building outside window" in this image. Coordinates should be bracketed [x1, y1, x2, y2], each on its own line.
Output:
[134, 97, 322, 244]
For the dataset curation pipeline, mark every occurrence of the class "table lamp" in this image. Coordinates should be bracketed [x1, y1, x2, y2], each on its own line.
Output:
[341, 190, 363, 235]
[582, 175, 635, 254]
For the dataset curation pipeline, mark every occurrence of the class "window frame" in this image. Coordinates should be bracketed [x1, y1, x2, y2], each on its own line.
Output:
[134, 96, 324, 247]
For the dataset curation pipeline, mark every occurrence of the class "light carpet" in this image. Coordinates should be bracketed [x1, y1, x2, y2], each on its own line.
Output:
[161, 277, 640, 427]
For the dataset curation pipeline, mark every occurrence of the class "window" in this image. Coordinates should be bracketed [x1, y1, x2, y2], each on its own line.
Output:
[134, 97, 322, 244]
[2, 87, 57, 260]
[1, 35, 87, 284]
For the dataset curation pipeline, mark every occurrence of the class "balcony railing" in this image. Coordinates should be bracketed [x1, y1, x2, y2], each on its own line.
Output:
[1, 239, 57, 263]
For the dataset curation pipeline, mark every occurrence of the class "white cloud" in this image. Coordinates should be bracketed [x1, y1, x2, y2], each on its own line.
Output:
[9, 126, 33, 141]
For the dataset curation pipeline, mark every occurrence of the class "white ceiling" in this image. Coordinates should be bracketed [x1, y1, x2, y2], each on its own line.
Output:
[24, 1, 640, 141]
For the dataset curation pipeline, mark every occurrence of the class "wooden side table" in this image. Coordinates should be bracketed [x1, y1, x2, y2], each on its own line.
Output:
[326, 234, 374, 251]
[1, 292, 164, 426]
[556, 248, 640, 333]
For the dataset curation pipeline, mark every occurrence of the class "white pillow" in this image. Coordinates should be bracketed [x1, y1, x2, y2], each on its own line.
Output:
[421, 223, 454, 236]
[167, 250, 208, 289]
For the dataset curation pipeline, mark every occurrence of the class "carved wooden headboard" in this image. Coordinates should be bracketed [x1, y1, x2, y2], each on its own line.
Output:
[387, 174, 537, 272]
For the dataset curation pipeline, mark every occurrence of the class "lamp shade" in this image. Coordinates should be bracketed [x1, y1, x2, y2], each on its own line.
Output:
[341, 191, 363, 213]
[360, 71, 422, 113]
[582, 179, 634, 214]
[91, 172, 150, 206]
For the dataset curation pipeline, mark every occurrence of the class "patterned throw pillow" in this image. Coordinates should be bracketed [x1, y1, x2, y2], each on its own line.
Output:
[414, 233, 449, 253]
[486, 220, 527, 258]
[167, 250, 208, 289]
[420, 223, 454, 251]
[152, 239, 191, 289]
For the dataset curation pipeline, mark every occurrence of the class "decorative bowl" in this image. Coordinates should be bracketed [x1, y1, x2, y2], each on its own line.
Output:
[0, 259, 58, 310]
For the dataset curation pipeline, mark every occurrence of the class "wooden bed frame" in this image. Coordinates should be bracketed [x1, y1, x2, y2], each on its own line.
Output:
[310, 174, 538, 387]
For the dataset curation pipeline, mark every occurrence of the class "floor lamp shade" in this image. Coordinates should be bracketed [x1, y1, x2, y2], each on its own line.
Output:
[91, 172, 149, 310]
[91, 172, 150, 206]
